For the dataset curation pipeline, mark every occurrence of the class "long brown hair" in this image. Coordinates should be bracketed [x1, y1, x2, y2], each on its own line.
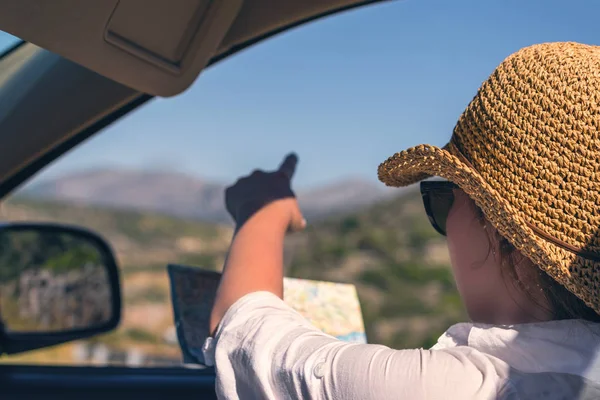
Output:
[477, 208, 600, 323]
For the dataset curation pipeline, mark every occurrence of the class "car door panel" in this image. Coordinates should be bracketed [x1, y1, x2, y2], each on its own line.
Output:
[0, 365, 217, 400]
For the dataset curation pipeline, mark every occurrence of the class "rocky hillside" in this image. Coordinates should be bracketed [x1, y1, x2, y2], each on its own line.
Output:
[1, 187, 466, 364]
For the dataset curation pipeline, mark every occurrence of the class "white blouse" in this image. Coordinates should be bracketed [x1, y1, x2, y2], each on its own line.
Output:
[204, 291, 600, 399]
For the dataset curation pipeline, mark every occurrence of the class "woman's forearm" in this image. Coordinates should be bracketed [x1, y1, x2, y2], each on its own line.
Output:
[209, 200, 293, 335]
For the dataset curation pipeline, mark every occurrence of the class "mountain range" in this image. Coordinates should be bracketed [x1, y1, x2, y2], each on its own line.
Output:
[20, 168, 404, 223]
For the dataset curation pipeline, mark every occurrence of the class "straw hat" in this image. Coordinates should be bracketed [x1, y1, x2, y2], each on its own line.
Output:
[378, 42, 600, 313]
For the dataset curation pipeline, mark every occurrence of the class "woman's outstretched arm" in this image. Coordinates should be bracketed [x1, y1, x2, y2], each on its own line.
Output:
[209, 154, 305, 335]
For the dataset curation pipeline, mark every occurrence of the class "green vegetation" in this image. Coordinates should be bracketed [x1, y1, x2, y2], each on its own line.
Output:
[125, 285, 169, 305]
[2, 188, 467, 359]
[124, 328, 160, 344]
[0, 229, 101, 282]
[285, 189, 467, 349]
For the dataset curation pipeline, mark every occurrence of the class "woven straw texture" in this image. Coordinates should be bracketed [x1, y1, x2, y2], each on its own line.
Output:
[378, 42, 600, 313]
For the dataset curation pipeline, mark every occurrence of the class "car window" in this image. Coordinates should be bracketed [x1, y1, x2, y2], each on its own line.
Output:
[2, 0, 600, 367]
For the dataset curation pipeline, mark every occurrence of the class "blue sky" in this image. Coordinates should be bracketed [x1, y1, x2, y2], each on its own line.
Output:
[1, 0, 600, 189]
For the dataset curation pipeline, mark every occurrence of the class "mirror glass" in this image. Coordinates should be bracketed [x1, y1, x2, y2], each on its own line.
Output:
[0, 226, 115, 333]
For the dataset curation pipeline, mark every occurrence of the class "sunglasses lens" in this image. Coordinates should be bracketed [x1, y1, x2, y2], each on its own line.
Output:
[425, 190, 454, 235]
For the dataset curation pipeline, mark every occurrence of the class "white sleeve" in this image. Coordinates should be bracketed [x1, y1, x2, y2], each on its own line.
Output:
[204, 291, 505, 400]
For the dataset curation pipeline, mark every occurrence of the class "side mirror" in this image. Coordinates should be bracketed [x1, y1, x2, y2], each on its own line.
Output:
[0, 223, 121, 355]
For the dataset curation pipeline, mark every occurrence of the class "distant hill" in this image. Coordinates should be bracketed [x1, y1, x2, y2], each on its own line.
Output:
[21, 169, 400, 223]
[3, 186, 465, 356]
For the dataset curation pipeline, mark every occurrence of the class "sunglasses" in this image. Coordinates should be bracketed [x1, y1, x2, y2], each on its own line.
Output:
[420, 181, 459, 236]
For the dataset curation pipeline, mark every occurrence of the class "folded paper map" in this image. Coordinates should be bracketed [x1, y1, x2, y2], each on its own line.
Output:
[167, 264, 367, 366]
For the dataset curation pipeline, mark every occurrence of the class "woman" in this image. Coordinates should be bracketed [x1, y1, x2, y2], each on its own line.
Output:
[206, 42, 600, 399]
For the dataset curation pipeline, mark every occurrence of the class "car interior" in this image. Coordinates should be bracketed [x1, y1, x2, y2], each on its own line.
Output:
[0, 1, 389, 398]
[3, 1, 596, 399]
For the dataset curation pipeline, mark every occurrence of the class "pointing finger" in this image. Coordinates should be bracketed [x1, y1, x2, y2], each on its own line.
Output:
[278, 153, 298, 180]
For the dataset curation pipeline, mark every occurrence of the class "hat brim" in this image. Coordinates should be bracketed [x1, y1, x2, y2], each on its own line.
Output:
[378, 143, 597, 312]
